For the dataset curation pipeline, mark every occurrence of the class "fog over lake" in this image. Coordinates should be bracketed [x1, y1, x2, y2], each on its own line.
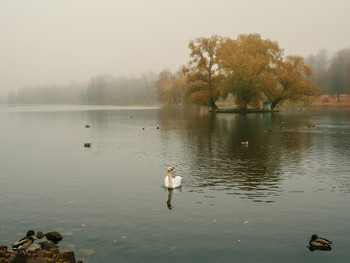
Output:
[1, 0, 350, 95]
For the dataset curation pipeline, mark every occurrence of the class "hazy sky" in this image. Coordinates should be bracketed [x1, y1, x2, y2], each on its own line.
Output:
[1, 0, 350, 94]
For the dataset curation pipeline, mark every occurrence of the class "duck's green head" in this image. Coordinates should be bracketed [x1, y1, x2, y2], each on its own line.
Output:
[310, 234, 318, 241]
[26, 230, 35, 237]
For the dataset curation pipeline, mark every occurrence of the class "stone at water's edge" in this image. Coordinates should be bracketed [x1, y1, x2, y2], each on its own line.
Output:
[45, 232, 63, 244]
[58, 252, 76, 263]
[0, 245, 16, 262]
[0, 245, 8, 251]
[36, 231, 45, 239]
[39, 240, 59, 250]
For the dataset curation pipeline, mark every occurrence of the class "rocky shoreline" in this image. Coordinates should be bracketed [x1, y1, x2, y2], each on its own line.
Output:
[0, 232, 82, 263]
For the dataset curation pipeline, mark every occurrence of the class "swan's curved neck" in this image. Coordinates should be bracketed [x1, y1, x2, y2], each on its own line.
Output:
[167, 171, 174, 188]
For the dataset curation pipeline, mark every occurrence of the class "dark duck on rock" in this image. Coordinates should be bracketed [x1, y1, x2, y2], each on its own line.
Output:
[12, 230, 36, 253]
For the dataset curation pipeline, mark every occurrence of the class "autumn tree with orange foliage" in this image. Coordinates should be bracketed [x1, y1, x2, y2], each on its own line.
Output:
[156, 34, 319, 110]
[155, 67, 189, 105]
[262, 56, 320, 109]
[184, 35, 224, 110]
[217, 34, 282, 109]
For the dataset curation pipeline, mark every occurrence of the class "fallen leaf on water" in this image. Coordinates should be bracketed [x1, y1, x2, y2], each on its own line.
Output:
[122, 236, 126, 239]
[79, 249, 95, 257]
[244, 221, 249, 224]
[81, 224, 87, 227]
[238, 240, 241, 242]
[213, 219, 217, 222]
[67, 244, 76, 249]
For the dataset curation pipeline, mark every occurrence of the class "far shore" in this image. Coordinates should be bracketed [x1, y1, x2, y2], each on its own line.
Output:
[310, 94, 350, 107]
[213, 94, 350, 113]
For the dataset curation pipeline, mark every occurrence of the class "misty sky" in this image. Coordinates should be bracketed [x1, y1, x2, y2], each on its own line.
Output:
[1, 0, 350, 94]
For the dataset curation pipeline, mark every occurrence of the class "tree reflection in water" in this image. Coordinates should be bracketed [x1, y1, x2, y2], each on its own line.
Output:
[156, 106, 316, 202]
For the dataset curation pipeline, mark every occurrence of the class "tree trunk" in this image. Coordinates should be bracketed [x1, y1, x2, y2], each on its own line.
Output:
[210, 98, 218, 110]
[271, 99, 281, 110]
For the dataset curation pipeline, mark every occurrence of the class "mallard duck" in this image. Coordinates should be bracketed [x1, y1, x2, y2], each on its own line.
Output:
[309, 234, 332, 249]
[164, 167, 182, 189]
[12, 230, 36, 252]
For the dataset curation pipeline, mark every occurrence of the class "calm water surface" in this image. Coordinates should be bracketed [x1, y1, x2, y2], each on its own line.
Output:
[1, 104, 350, 262]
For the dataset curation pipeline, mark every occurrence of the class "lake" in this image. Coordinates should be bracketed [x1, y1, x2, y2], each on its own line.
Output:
[1, 104, 350, 262]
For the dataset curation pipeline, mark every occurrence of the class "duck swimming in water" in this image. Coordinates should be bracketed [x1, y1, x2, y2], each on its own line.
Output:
[164, 167, 182, 189]
[240, 141, 248, 146]
[309, 234, 332, 250]
[12, 230, 36, 253]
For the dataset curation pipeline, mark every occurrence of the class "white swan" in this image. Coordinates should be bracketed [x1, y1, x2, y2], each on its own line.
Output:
[164, 167, 182, 189]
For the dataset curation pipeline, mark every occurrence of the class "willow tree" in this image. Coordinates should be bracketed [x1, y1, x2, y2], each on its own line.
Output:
[218, 34, 282, 109]
[185, 35, 223, 110]
[262, 56, 320, 109]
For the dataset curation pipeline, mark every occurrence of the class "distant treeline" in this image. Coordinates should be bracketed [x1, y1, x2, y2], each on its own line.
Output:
[306, 48, 350, 101]
[5, 35, 350, 107]
[6, 73, 158, 105]
[7, 83, 85, 104]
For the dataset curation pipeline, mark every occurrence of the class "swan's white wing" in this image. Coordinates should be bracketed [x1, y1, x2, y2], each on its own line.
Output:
[172, 176, 182, 188]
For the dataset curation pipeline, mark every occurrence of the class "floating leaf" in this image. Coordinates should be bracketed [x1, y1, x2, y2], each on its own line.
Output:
[79, 249, 95, 257]
[67, 244, 76, 249]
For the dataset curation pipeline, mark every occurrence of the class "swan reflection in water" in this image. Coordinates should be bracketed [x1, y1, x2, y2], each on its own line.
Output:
[166, 188, 182, 210]
[167, 189, 174, 210]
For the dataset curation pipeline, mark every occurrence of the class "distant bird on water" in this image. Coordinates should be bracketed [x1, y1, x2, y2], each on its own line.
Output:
[12, 230, 36, 253]
[241, 141, 248, 146]
[84, 143, 91, 148]
[85, 125, 90, 128]
[308, 234, 332, 250]
[164, 167, 182, 189]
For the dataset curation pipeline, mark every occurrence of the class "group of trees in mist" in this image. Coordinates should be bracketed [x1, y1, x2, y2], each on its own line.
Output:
[306, 48, 350, 102]
[5, 34, 350, 108]
[85, 73, 156, 105]
[157, 34, 319, 110]
[157, 34, 350, 109]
